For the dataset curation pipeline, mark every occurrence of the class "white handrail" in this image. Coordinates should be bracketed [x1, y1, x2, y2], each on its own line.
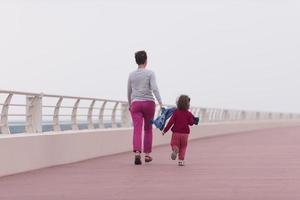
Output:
[0, 89, 299, 134]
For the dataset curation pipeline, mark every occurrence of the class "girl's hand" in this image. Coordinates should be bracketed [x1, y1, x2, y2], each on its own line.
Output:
[161, 131, 165, 135]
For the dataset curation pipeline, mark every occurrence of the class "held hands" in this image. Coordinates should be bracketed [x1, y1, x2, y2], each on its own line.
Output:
[161, 130, 166, 136]
[159, 102, 163, 109]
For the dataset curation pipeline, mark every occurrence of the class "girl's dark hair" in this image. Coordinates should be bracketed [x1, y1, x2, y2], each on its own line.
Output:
[177, 95, 191, 111]
[135, 50, 147, 65]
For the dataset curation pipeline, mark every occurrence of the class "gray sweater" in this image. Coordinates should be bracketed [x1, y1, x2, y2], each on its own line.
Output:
[127, 68, 162, 105]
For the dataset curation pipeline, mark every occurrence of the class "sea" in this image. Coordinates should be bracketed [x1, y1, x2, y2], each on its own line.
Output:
[2, 121, 122, 134]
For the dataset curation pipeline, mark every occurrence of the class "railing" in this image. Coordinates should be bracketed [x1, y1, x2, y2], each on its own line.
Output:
[0, 90, 132, 134]
[0, 90, 299, 134]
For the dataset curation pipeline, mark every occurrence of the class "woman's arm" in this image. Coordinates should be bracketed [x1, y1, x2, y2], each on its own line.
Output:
[150, 72, 162, 107]
[127, 76, 132, 105]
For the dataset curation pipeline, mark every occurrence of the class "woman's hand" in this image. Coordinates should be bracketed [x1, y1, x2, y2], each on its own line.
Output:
[159, 102, 163, 109]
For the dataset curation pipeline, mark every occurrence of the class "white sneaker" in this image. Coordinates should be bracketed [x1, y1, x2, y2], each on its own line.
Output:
[178, 160, 185, 166]
[171, 148, 179, 160]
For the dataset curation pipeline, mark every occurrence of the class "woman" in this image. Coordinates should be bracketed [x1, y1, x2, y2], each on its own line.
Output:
[127, 50, 163, 165]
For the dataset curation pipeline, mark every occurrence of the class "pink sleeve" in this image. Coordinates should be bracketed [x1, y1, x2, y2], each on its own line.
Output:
[163, 112, 175, 133]
[189, 112, 194, 126]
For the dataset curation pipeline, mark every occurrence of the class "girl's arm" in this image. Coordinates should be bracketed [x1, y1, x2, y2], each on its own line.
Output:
[189, 112, 195, 126]
[163, 114, 175, 134]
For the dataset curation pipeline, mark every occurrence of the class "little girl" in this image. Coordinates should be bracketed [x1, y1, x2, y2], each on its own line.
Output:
[162, 95, 198, 166]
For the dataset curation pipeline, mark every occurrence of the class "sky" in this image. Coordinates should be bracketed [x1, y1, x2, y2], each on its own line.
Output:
[0, 0, 299, 113]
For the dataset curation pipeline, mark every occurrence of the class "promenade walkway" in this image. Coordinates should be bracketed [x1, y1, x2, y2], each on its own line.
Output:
[1, 126, 300, 200]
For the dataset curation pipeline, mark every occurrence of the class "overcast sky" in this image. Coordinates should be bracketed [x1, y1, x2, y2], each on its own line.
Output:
[0, 0, 299, 113]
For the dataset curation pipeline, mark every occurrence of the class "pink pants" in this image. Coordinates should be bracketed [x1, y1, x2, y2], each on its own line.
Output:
[130, 101, 155, 153]
[171, 132, 189, 160]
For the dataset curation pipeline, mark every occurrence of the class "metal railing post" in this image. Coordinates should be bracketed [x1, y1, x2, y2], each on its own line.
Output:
[220, 110, 225, 121]
[99, 101, 107, 128]
[211, 108, 216, 122]
[53, 97, 63, 132]
[208, 108, 213, 121]
[88, 100, 96, 129]
[71, 99, 80, 130]
[26, 95, 42, 133]
[223, 110, 229, 121]
[216, 109, 220, 121]
[203, 108, 209, 122]
[111, 102, 119, 128]
[269, 112, 273, 120]
[0, 93, 13, 134]
[215, 109, 220, 121]
[229, 110, 234, 121]
[279, 113, 283, 120]
[229, 110, 235, 121]
[236, 110, 241, 120]
[256, 112, 260, 120]
[200, 108, 207, 122]
[197, 108, 202, 121]
[207, 108, 213, 122]
[241, 111, 246, 120]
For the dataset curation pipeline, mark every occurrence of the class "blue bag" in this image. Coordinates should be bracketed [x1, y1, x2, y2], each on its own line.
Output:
[150, 107, 177, 131]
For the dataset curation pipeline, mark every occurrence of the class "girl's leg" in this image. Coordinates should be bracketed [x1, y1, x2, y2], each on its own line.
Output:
[130, 102, 143, 153]
[142, 101, 155, 154]
[171, 133, 180, 160]
[178, 134, 189, 160]
[171, 133, 180, 151]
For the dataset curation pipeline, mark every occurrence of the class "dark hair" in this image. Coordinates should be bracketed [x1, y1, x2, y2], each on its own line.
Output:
[135, 50, 147, 65]
[177, 95, 191, 111]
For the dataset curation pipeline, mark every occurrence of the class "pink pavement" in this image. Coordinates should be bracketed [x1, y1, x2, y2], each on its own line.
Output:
[1, 126, 300, 200]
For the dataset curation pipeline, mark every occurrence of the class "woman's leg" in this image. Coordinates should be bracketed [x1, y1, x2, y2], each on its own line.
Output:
[130, 102, 143, 153]
[142, 101, 155, 154]
[178, 134, 189, 160]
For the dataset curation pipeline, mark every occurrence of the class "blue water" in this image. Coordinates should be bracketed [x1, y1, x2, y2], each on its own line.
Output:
[4, 122, 122, 134]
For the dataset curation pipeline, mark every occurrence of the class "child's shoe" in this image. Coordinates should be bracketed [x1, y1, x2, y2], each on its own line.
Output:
[178, 160, 185, 166]
[171, 148, 179, 160]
